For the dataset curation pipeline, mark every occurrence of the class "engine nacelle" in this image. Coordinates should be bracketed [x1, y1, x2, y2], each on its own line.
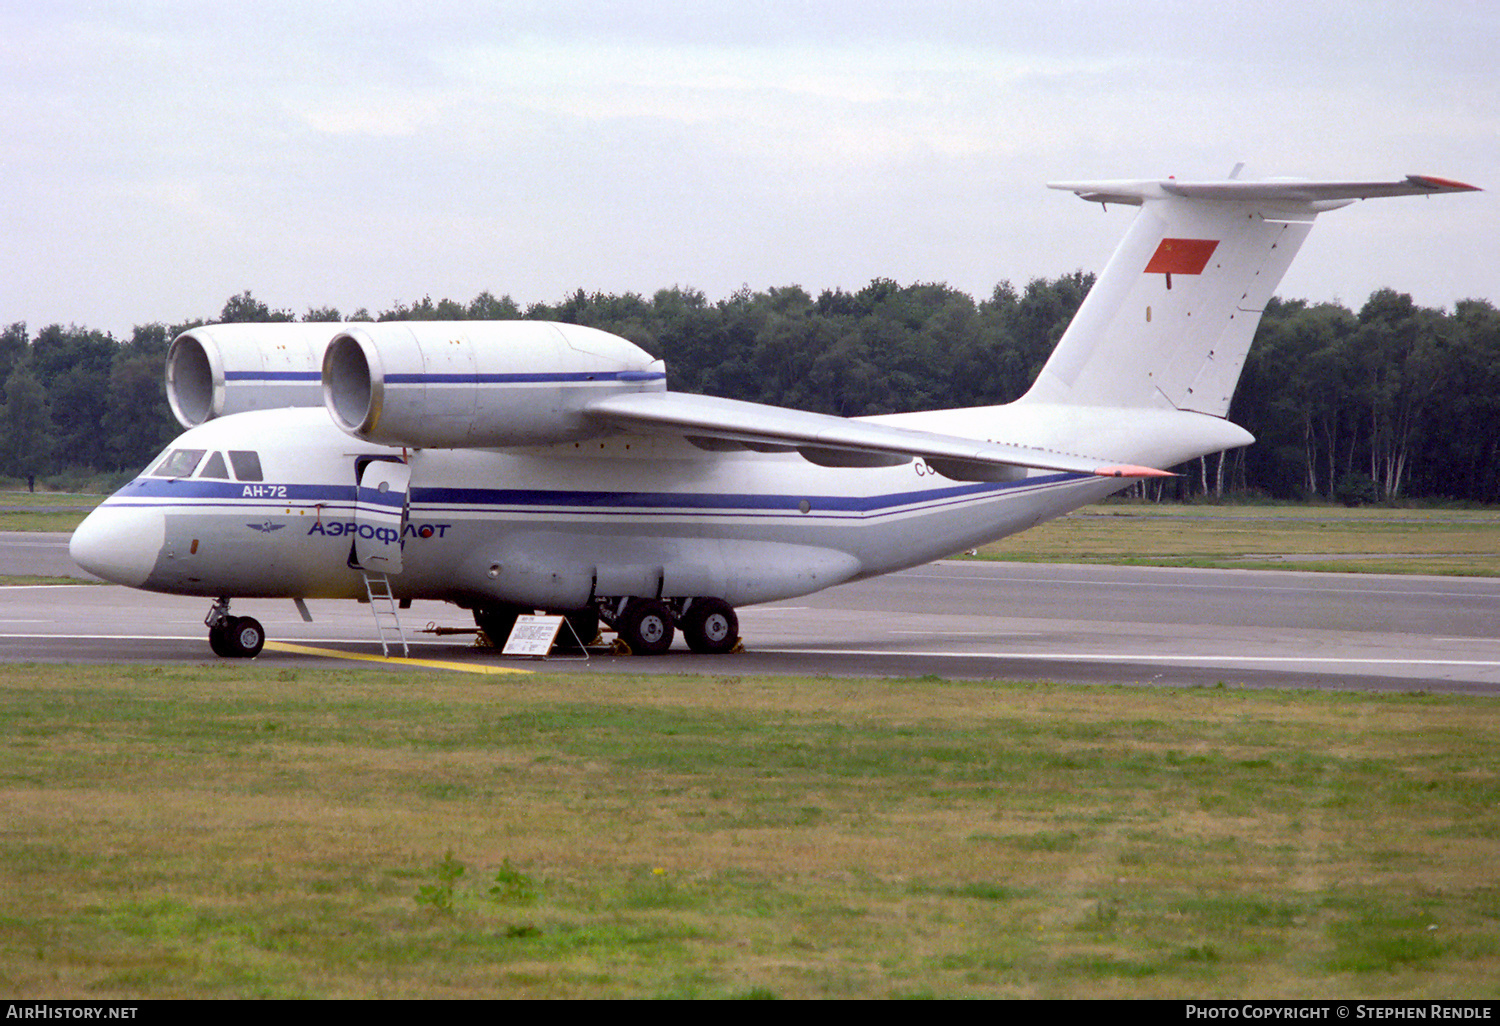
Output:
[166, 323, 342, 428]
[323, 321, 667, 448]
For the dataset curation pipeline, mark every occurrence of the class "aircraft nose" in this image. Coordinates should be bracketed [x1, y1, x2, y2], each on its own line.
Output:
[70, 505, 165, 587]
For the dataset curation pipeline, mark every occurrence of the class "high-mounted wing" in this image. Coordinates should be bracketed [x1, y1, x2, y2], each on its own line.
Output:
[584, 390, 1170, 481]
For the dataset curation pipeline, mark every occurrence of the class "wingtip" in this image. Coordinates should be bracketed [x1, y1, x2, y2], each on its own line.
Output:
[1095, 464, 1176, 479]
[1409, 175, 1481, 193]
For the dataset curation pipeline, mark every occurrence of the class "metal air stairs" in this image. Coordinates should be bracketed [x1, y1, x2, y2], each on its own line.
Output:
[362, 571, 409, 656]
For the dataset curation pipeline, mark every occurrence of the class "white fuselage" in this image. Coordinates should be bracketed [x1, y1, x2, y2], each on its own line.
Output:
[71, 404, 1162, 612]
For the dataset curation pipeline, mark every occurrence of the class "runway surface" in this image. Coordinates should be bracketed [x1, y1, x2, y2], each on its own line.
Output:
[4, 533, 1498, 693]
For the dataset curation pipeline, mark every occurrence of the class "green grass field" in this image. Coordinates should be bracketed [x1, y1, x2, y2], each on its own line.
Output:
[0, 492, 101, 534]
[1, 664, 1496, 999]
[6, 494, 1499, 996]
[973, 503, 1500, 576]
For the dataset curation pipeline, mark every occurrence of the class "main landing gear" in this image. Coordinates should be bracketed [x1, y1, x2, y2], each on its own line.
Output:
[679, 597, 739, 655]
[604, 596, 740, 656]
[472, 604, 600, 651]
[205, 597, 265, 658]
[470, 596, 741, 656]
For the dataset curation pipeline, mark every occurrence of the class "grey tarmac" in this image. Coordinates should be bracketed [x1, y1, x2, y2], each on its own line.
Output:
[4, 533, 1498, 693]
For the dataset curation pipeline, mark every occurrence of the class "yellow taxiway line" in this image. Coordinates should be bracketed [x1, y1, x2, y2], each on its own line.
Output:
[265, 641, 535, 675]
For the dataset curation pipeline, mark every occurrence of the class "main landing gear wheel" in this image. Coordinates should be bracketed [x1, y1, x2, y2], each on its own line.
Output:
[618, 599, 674, 655]
[474, 604, 526, 647]
[549, 608, 599, 651]
[208, 616, 265, 658]
[682, 598, 739, 655]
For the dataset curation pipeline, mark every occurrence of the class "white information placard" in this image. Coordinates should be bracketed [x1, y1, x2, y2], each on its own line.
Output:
[502, 614, 564, 657]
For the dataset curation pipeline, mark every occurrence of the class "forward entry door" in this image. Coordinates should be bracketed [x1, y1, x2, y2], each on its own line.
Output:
[353, 459, 410, 574]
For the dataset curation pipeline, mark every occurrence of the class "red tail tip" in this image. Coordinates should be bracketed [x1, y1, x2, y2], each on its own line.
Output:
[1095, 464, 1175, 479]
[1411, 175, 1481, 192]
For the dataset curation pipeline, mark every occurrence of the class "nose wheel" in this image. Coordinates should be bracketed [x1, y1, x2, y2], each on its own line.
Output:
[205, 599, 265, 658]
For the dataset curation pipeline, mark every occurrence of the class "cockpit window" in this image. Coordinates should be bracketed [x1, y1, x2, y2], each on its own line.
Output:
[199, 452, 229, 479]
[150, 448, 206, 478]
[228, 451, 263, 482]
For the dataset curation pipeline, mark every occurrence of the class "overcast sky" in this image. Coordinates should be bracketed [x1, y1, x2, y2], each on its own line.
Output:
[3, 0, 1495, 339]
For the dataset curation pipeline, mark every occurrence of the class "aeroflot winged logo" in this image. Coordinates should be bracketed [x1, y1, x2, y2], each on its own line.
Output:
[1145, 238, 1219, 275]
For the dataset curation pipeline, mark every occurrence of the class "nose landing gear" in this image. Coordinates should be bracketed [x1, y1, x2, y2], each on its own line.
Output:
[205, 597, 265, 658]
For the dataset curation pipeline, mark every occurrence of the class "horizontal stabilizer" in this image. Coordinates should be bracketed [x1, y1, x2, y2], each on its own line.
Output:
[1049, 175, 1479, 207]
[584, 391, 1171, 480]
[1026, 172, 1480, 417]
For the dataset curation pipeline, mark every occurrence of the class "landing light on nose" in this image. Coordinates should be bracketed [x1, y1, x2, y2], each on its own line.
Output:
[69, 505, 165, 587]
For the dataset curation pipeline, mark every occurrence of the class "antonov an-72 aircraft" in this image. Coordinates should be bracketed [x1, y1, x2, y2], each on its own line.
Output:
[71, 173, 1477, 658]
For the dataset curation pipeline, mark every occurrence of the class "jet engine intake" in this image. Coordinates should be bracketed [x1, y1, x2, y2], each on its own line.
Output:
[166, 323, 342, 428]
[323, 321, 667, 448]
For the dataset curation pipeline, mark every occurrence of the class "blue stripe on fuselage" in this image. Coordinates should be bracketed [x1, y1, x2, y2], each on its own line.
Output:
[104, 472, 1084, 517]
[110, 479, 332, 502]
[357, 486, 407, 510]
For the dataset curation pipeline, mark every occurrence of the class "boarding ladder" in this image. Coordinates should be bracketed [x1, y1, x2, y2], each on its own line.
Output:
[362, 571, 409, 657]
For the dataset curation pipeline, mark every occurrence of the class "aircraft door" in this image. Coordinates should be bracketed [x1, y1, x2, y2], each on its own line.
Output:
[353, 459, 410, 574]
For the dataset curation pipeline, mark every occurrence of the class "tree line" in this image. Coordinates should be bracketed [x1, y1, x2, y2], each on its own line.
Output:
[2, 280, 1498, 503]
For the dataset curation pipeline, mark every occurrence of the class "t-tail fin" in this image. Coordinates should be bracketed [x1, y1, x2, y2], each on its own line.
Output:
[1020, 175, 1479, 415]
